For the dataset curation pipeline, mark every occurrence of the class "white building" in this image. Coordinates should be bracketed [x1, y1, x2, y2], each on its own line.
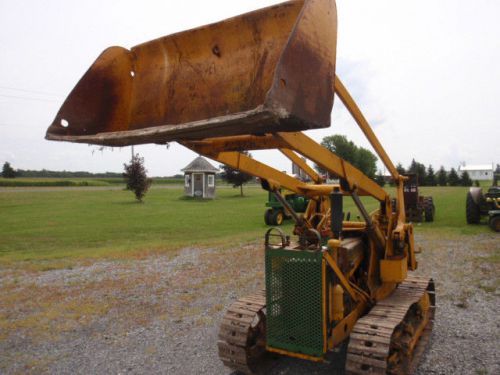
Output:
[458, 164, 495, 181]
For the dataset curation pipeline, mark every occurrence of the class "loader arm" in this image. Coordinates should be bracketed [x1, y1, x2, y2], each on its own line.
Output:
[334, 76, 408, 227]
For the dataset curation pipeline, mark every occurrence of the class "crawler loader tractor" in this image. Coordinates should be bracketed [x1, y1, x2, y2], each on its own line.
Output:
[46, 1, 435, 373]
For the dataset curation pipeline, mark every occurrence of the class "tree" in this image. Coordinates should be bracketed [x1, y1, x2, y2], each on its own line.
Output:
[447, 168, 460, 186]
[123, 154, 152, 202]
[2, 162, 16, 178]
[460, 170, 473, 187]
[425, 165, 437, 186]
[356, 148, 378, 179]
[319, 135, 378, 178]
[407, 159, 427, 186]
[220, 151, 254, 197]
[396, 163, 406, 175]
[374, 172, 386, 187]
[388, 162, 406, 186]
[437, 166, 447, 186]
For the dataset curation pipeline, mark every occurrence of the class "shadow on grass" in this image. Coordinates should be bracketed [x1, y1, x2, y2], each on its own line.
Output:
[177, 196, 214, 203]
[177, 194, 253, 202]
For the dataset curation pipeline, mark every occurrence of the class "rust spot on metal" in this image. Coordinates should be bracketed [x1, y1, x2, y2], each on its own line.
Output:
[212, 45, 221, 57]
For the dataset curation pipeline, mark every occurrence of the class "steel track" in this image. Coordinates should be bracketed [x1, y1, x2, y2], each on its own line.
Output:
[346, 276, 435, 375]
[218, 291, 268, 374]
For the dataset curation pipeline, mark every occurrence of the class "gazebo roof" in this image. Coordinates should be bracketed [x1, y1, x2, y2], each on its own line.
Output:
[181, 156, 219, 173]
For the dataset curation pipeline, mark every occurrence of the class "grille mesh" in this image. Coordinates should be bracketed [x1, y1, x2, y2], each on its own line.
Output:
[265, 248, 324, 357]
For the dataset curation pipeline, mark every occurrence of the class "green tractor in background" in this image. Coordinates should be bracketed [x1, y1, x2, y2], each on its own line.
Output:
[264, 190, 309, 226]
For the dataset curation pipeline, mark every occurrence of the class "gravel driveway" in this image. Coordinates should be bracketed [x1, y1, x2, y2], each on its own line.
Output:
[1, 232, 498, 374]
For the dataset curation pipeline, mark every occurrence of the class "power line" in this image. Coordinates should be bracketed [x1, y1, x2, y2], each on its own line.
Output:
[0, 93, 59, 103]
[0, 85, 63, 97]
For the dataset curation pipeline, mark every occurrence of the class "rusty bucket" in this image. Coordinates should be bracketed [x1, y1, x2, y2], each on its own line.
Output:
[46, 0, 337, 146]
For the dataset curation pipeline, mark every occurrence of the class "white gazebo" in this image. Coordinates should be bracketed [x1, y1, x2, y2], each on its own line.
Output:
[181, 156, 219, 199]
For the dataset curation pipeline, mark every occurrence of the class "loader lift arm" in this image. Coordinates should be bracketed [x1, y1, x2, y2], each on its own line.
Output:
[183, 75, 412, 263]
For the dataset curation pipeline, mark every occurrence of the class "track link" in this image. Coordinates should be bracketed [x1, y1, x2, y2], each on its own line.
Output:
[346, 276, 435, 375]
[218, 291, 267, 374]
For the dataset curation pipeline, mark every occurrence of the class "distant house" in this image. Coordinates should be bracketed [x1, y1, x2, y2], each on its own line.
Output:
[181, 156, 219, 199]
[458, 164, 494, 181]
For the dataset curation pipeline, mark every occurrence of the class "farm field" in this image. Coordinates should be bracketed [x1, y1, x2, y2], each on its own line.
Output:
[0, 184, 498, 374]
[0, 184, 490, 266]
[0, 185, 275, 266]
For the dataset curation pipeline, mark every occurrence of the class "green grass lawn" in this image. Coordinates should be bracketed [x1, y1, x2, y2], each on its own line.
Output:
[0, 184, 491, 267]
[0, 186, 269, 264]
[417, 186, 490, 235]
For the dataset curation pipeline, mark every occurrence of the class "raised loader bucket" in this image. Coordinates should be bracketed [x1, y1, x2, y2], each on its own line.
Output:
[46, 0, 337, 146]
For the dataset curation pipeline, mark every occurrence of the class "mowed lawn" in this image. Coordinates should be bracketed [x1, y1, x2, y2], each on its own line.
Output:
[0, 184, 491, 267]
[0, 186, 273, 265]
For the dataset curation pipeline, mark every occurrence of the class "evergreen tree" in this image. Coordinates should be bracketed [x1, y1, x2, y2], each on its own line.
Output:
[426, 165, 437, 186]
[2, 162, 16, 178]
[407, 159, 427, 186]
[460, 171, 473, 186]
[123, 154, 152, 202]
[437, 166, 447, 186]
[447, 168, 460, 186]
[220, 151, 254, 197]
[374, 172, 386, 187]
[396, 163, 406, 175]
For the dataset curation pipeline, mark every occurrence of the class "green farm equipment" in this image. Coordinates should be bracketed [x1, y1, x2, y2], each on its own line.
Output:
[488, 210, 500, 232]
[467, 185, 500, 231]
[264, 190, 309, 225]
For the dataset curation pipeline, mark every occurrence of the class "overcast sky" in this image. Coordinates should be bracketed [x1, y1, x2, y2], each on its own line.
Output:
[1, 0, 498, 176]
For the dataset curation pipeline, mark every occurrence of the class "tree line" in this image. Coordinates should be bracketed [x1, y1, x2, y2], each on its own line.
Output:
[311, 135, 493, 187]
[390, 159, 475, 187]
[1, 162, 123, 179]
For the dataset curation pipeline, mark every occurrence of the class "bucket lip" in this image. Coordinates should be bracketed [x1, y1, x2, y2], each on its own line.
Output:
[46, 106, 275, 147]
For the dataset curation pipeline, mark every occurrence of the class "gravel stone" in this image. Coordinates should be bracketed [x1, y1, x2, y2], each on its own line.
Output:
[1, 232, 498, 374]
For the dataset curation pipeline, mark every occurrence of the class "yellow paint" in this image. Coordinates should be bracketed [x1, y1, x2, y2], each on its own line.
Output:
[332, 284, 344, 321]
[280, 148, 323, 183]
[277, 132, 388, 202]
[329, 300, 368, 348]
[380, 257, 408, 283]
[323, 252, 361, 303]
[334, 76, 400, 181]
[322, 260, 327, 353]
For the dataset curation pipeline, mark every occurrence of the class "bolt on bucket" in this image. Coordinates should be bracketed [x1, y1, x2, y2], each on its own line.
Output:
[46, 0, 337, 147]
